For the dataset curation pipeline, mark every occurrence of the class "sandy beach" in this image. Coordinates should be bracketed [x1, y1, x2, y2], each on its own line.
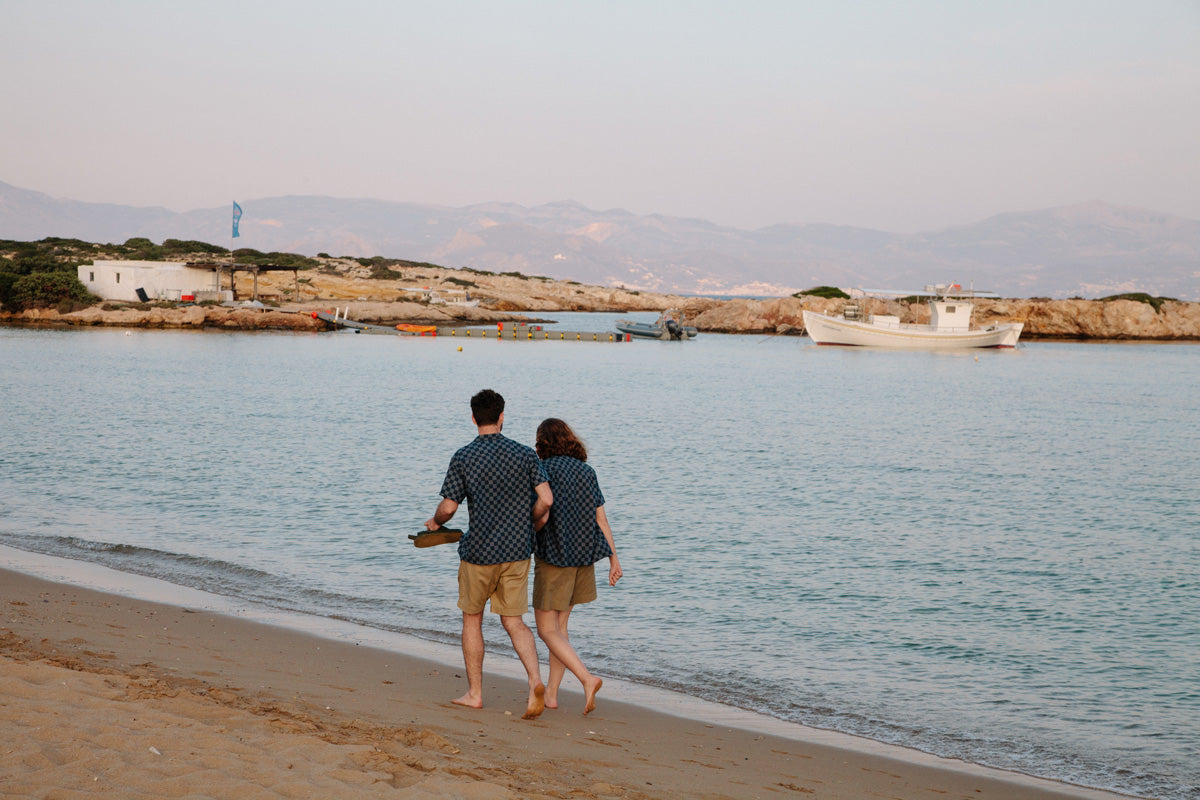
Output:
[0, 557, 1137, 800]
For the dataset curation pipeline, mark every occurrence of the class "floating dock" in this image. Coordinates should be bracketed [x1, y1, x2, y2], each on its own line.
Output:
[314, 312, 631, 342]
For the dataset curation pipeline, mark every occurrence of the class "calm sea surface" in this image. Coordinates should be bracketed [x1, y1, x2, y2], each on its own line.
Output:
[2, 318, 1197, 799]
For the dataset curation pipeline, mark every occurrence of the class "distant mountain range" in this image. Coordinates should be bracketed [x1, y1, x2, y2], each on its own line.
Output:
[3, 180, 1197, 299]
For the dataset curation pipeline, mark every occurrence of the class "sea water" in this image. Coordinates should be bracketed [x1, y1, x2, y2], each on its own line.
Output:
[1, 319, 1197, 800]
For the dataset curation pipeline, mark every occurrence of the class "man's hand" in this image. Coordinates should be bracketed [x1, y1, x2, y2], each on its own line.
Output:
[427, 498, 460, 531]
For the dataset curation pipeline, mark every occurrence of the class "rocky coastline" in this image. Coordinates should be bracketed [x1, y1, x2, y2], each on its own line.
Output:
[689, 294, 1200, 340]
[3, 261, 1198, 339]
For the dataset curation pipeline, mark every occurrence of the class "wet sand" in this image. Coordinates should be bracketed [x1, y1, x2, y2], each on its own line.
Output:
[0, 564, 1134, 799]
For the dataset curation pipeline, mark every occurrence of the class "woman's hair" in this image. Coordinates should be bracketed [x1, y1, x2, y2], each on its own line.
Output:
[536, 418, 587, 461]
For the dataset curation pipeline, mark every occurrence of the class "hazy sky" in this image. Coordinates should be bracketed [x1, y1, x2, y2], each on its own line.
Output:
[3, 1, 1197, 232]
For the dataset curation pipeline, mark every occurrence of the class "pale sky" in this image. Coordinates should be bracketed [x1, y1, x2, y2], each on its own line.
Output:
[3, 0, 1198, 233]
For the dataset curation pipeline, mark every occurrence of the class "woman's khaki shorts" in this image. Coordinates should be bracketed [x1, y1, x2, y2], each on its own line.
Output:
[458, 559, 531, 616]
[533, 560, 597, 611]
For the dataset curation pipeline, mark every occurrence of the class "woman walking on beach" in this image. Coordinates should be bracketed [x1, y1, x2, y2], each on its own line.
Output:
[533, 418, 622, 715]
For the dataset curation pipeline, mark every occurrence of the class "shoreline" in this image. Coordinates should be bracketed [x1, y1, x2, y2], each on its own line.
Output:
[1, 546, 1136, 799]
[3, 264, 1200, 339]
[4, 306, 1200, 342]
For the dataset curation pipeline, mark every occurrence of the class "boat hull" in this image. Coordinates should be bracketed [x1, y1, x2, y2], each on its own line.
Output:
[615, 321, 698, 340]
[801, 310, 1022, 349]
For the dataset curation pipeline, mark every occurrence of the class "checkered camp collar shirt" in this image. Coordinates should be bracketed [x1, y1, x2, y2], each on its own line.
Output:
[439, 433, 549, 565]
[534, 456, 612, 567]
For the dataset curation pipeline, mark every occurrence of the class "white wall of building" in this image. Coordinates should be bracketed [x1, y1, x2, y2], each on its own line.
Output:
[78, 261, 219, 302]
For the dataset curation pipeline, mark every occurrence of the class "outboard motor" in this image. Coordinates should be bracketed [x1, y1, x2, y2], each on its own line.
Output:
[665, 319, 683, 339]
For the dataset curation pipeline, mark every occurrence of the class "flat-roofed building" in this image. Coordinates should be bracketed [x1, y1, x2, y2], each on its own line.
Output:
[79, 260, 223, 302]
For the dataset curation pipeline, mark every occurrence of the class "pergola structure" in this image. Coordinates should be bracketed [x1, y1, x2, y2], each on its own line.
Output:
[187, 262, 302, 302]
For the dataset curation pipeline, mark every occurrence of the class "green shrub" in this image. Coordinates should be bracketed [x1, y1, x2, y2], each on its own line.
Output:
[352, 256, 406, 279]
[444, 277, 477, 288]
[162, 239, 228, 255]
[55, 298, 93, 314]
[10, 272, 99, 310]
[0, 272, 17, 310]
[395, 259, 446, 271]
[1099, 292, 1176, 313]
[120, 237, 164, 260]
[794, 285, 850, 299]
[10, 252, 65, 275]
[499, 270, 553, 281]
[369, 263, 403, 280]
[232, 249, 319, 269]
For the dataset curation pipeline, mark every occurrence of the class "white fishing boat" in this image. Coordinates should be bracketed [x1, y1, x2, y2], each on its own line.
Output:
[802, 284, 1022, 349]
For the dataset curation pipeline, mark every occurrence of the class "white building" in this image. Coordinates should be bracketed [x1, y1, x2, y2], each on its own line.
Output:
[78, 260, 224, 302]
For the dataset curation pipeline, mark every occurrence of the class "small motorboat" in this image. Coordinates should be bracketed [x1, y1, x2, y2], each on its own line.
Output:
[615, 309, 698, 340]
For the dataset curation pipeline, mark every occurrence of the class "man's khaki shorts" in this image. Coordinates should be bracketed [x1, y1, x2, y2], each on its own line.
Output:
[532, 560, 597, 612]
[458, 558, 531, 616]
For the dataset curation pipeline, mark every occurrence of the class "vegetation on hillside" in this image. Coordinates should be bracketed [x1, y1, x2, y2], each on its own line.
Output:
[350, 255, 451, 280]
[1099, 292, 1177, 313]
[4, 271, 99, 312]
[793, 285, 850, 299]
[0, 238, 103, 310]
[0, 235, 468, 310]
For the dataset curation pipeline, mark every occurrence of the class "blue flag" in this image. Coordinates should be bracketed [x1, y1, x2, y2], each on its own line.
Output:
[232, 201, 243, 238]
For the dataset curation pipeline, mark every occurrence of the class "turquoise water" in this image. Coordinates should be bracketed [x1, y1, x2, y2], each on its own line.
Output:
[1, 319, 1197, 799]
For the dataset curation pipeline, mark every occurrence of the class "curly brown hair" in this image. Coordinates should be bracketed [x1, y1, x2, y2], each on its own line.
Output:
[535, 418, 587, 461]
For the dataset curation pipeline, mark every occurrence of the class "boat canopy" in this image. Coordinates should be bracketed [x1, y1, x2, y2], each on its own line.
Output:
[856, 284, 999, 299]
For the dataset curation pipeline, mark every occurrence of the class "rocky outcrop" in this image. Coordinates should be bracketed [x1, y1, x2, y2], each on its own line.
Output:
[6, 272, 1198, 338]
[689, 296, 1200, 339]
[4, 305, 327, 331]
[1005, 299, 1200, 339]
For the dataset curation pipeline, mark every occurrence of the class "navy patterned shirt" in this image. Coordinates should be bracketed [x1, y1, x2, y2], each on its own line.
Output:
[535, 456, 612, 567]
[439, 433, 549, 565]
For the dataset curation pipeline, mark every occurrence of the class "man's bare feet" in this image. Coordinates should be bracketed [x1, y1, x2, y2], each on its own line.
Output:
[583, 677, 602, 715]
[522, 683, 546, 720]
[451, 693, 483, 709]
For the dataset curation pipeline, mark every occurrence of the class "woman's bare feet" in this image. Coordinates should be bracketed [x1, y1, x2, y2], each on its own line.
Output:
[522, 683, 546, 719]
[583, 677, 603, 715]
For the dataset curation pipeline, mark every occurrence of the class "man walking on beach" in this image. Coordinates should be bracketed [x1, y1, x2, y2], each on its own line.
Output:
[425, 389, 552, 718]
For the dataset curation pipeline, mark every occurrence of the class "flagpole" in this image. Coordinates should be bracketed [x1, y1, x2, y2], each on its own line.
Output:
[230, 201, 242, 301]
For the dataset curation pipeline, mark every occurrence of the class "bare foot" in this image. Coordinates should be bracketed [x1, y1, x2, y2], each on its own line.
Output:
[451, 693, 483, 709]
[522, 683, 546, 720]
[544, 690, 559, 710]
[583, 677, 603, 715]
